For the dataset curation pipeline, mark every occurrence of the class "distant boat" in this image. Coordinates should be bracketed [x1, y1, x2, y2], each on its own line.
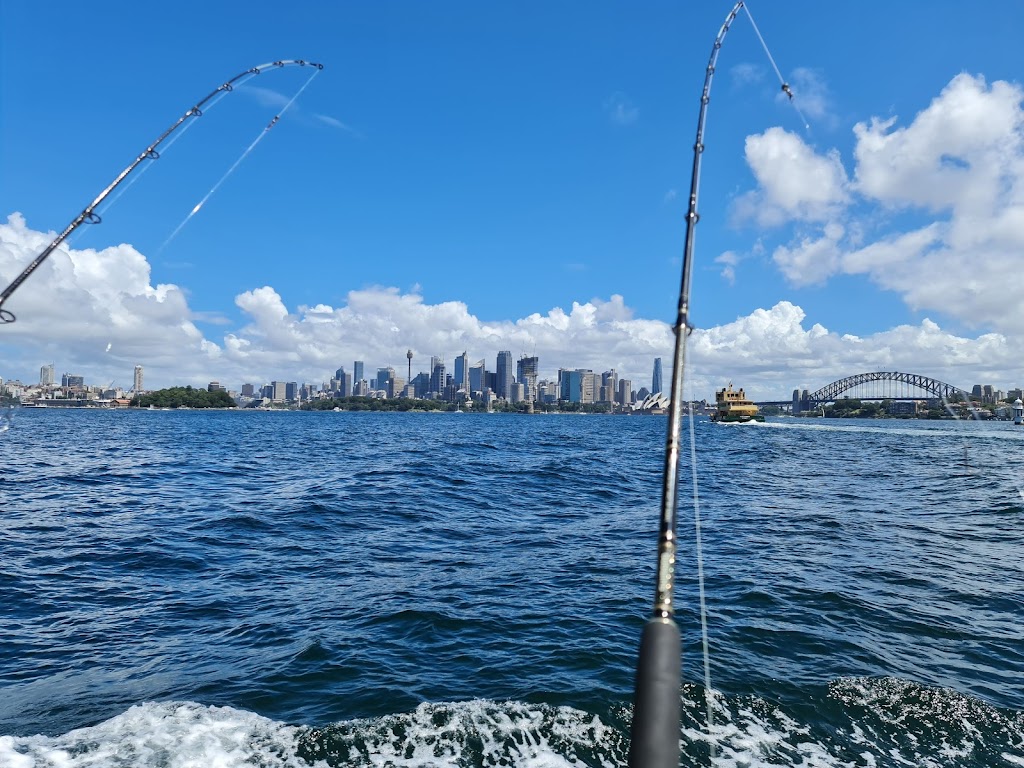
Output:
[709, 383, 765, 423]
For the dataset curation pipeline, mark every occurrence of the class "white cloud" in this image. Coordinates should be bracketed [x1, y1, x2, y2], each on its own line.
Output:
[853, 74, 1022, 213]
[2, 214, 1017, 400]
[715, 251, 740, 285]
[771, 221, 845, 285]
[733, 127, 850, 227]
[737, 73, 1024, 332]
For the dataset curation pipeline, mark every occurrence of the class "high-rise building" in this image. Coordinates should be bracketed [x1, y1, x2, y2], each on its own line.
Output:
[602, 370, 618, 405]
[559, 369, 583, 403]
[133, 365, 144, 394]
[580, 370, 598, 404]
[411, 372, 430, 397]
[241, 383, 255, 397]
[285, 382, 299, 401]
[40, 363, 55, 386]
[652, 358, 663, 395]
[618, 378, 632, 406]
[469, 360, 485, 393]
[62, 373, 84, 388]
[517, 355, 538, 402]
[271, 381, 287, 401]
[335, 370, 350, 398]
[496, 351, 513, 399]
[430, 356, 446, 395]
[454, 352, 470, 393]
[353, 361, 364, 386]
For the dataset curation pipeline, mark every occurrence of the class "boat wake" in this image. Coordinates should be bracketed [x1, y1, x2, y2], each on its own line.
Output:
[4, 678, 1022, 767]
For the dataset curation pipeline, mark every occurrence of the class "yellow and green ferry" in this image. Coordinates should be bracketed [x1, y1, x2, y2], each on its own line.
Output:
[710, 383, 765, 423]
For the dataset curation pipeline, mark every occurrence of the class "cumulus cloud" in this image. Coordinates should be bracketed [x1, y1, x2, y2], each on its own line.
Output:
[736, 73, 1024, 332]
[732, 126, 850, 227]
[2, 213, 1015, 400]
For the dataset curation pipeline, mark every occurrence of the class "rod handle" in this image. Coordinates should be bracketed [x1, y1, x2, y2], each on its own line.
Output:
[628, 617, 681, 768]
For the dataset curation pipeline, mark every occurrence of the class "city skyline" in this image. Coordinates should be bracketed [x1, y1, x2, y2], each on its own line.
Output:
[2, 4, 1023, 400]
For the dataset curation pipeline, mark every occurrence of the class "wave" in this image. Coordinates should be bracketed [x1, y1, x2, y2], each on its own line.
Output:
[5, 678, 1023, 767]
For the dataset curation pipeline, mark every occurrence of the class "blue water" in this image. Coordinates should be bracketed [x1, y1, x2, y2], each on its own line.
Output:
[1, 408, 1022, 767]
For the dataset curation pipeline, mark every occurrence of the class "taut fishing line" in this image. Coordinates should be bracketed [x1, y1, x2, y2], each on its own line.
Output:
[157, 64, 323, 255]
[742, 2, 810, 132]
[0, 59, 323, 325]
[687, 397, 716, 762]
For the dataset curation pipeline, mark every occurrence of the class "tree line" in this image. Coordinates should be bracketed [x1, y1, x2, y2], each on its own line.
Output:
[131, 386, 236, 409]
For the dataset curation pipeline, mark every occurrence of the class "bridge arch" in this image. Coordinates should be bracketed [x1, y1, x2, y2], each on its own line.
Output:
[802, 371, 969, 407]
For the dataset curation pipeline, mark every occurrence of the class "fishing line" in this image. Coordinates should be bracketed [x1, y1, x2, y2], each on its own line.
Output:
[59, 90, 238, 255]
[628, 4, 795, 767]
[742, 3, 811, 132]
[688, 399, 716, 762]
[0, 59, 322, 325]
[157, 65, 322, 255]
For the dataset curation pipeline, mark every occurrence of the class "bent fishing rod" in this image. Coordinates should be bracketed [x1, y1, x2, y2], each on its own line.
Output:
[0, 59, 323, 325]
[627, 3, 797, 766]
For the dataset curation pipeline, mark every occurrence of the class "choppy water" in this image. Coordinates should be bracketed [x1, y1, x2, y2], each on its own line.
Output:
[1, 408, 1022, 767]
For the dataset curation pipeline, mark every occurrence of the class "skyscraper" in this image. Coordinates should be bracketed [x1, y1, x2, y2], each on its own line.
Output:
[353, 361, 364, 390]
[517, 355, 538, 402]
[652, 357, 663, 395]
[133, 365, 144, 394]
[469, 359, 485, 393]
[496, 350, 513, 399]
[430, 356, 446, 395]
[454, 351, 469, 392]
[40, 363, 55, 386]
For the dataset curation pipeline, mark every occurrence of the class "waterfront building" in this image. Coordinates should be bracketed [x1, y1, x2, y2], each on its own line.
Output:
[496, 351, 513, 400]
[271, 381, 287, 401]
[241, 383, 255, 397]
[285, 382, 299, 401]
[510, 382, 525, 404]
[62, 373, 84, 388]
[652, 358, 663, 396]
[134, 365, 144, 394]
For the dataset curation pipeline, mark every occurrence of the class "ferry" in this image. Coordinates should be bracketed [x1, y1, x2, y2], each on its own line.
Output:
[709, 383, 765, 423]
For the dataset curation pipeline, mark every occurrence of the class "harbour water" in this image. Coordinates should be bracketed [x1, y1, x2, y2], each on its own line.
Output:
[1, 408, 1022, 767]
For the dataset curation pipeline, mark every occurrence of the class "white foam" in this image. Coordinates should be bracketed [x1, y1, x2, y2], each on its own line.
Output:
[0, 701, 312, 768]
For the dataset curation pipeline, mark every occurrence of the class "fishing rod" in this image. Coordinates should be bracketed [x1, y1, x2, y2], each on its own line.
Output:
[628, 3, 790, 766]
[0, 59, 323, 325]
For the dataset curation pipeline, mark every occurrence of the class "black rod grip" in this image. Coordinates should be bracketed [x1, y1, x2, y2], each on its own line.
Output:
[628, 618, 681, 768]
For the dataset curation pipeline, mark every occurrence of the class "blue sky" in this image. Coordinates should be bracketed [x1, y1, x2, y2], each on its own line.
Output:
[2, 2, 1023, 398]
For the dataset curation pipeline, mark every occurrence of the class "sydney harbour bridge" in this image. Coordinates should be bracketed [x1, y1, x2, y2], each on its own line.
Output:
[755, 371, 972, 411]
